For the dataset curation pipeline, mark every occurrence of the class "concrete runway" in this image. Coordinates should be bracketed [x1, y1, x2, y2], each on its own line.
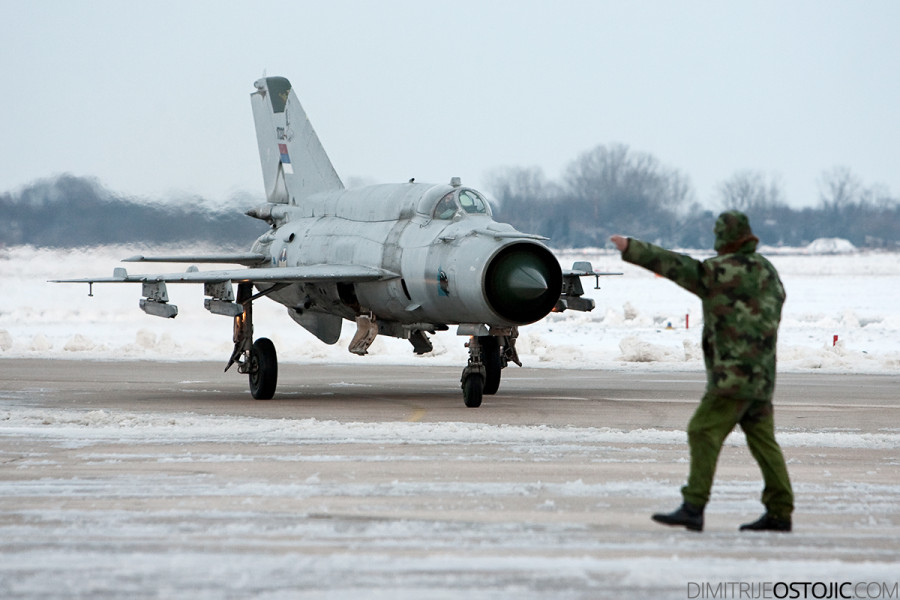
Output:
[4, 358, 898, 426]
[2, 359, 899, 598]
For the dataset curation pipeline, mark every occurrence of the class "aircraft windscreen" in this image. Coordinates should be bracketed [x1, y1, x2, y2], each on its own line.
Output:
[459, 190, 488, 214]
[432, 189, 491, 220]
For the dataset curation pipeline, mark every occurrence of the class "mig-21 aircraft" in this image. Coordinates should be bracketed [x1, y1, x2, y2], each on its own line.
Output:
[55, 76, 616, 407]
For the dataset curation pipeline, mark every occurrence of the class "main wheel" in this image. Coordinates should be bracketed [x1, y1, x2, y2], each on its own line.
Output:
[249, 337, 278, 400]
[479, 336, 502, 395]
[462, 373, 484, 408]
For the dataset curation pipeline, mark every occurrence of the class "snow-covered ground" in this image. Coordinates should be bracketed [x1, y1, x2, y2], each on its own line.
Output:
[2, 383, 899, 598]
[1, 244, 898, 374]
[2, 245, 900, 598]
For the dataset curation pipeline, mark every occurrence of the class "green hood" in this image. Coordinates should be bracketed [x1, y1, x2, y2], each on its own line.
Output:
[714, 210, 759, 254]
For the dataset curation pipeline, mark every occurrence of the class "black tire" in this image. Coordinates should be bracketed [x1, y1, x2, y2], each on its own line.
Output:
[462, 373, 484, 408]
[479, 336, 502, 395]
[249, 338, 278, 400]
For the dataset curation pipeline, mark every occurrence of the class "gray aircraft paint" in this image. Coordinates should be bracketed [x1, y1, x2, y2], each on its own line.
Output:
[54, 76, 612, 403]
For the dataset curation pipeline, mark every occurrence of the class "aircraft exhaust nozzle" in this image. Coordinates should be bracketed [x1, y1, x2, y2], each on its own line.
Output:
[484, 243, 562, 325]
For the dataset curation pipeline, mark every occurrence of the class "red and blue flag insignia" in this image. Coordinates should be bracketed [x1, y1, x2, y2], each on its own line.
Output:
[278, 143, 291, 164]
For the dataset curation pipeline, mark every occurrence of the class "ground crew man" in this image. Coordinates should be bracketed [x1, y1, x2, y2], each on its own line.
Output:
[610, 210, 794, 532]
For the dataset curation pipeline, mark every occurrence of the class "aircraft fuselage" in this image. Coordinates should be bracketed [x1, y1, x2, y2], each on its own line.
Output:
[249, 181, 563, 344]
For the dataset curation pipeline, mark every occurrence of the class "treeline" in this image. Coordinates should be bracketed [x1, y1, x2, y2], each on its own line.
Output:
[488, 145, 900, 249]
[1, 174, 266, 248]
[3, 158, 899, 250]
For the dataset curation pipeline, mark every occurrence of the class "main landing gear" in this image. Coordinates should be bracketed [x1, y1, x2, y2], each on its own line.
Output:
[225, 283, 515, 407]
[248, 338, 278, 399]
[226, 282, 279, 400]
[460, 330, 519, 408]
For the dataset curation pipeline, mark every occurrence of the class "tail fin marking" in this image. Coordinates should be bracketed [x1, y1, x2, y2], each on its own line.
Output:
[251, 76, 343, 205]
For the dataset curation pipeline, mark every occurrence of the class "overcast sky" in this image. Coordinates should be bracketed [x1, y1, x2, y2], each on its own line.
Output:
[2, 1, 898, 208]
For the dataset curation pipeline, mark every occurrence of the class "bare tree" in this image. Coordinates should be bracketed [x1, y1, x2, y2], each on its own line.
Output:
[563, 143, 692, 222]
[485, 166, 569, 240]
[716, 170, 785, 212]
[486, 166, 555, 208]
[818, 166, 862, 213]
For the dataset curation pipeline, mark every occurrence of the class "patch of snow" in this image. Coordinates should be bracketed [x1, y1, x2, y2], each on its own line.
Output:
[806, 237, 856, 254]
[0, 245, 897, 375]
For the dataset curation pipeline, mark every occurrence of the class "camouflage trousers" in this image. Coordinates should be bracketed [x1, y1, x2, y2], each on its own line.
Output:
[681, 392, 794, 519]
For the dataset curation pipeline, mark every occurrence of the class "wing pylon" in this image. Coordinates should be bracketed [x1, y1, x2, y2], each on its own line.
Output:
[51, 264, 399, 319]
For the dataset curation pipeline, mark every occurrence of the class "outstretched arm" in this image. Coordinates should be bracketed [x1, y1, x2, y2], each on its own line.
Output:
[617, 237, 707, 297]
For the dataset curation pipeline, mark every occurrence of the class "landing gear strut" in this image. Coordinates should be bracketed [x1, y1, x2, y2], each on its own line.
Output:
[226, 282, 279, 399]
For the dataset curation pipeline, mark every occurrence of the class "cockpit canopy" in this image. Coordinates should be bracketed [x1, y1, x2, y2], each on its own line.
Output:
[432, 188, 492, 220]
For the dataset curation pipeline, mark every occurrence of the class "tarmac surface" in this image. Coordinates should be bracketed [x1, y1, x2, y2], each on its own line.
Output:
[2, 359, 899, 598]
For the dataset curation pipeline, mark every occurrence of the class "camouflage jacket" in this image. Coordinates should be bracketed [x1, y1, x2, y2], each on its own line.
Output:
[622, 238, 785, 400]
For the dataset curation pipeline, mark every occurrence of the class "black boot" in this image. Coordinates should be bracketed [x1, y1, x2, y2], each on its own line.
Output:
[739, 513, 792, 532]
[652, 502, 704, 531]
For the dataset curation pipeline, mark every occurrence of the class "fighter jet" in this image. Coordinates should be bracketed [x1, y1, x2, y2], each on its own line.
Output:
[55, 76, 614, 407]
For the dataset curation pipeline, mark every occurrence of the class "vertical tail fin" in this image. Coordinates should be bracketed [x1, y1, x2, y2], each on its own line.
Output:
[250, 76, 343, 205]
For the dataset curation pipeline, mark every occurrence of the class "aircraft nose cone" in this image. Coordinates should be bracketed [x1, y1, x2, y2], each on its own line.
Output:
[504, 265, 549, 301]
[484, 243, 563, 325]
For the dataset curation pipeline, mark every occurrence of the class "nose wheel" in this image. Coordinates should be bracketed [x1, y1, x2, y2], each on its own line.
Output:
[462, 371, 484, 408]
[461, 333, 514, 407]
[480, 336, 502, 395]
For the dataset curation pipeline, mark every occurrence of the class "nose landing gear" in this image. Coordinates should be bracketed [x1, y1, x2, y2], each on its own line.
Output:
[460, 330, 518, 408]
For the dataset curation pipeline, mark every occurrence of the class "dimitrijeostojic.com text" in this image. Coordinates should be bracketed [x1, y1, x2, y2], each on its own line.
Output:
[687, 581, 900, 600]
